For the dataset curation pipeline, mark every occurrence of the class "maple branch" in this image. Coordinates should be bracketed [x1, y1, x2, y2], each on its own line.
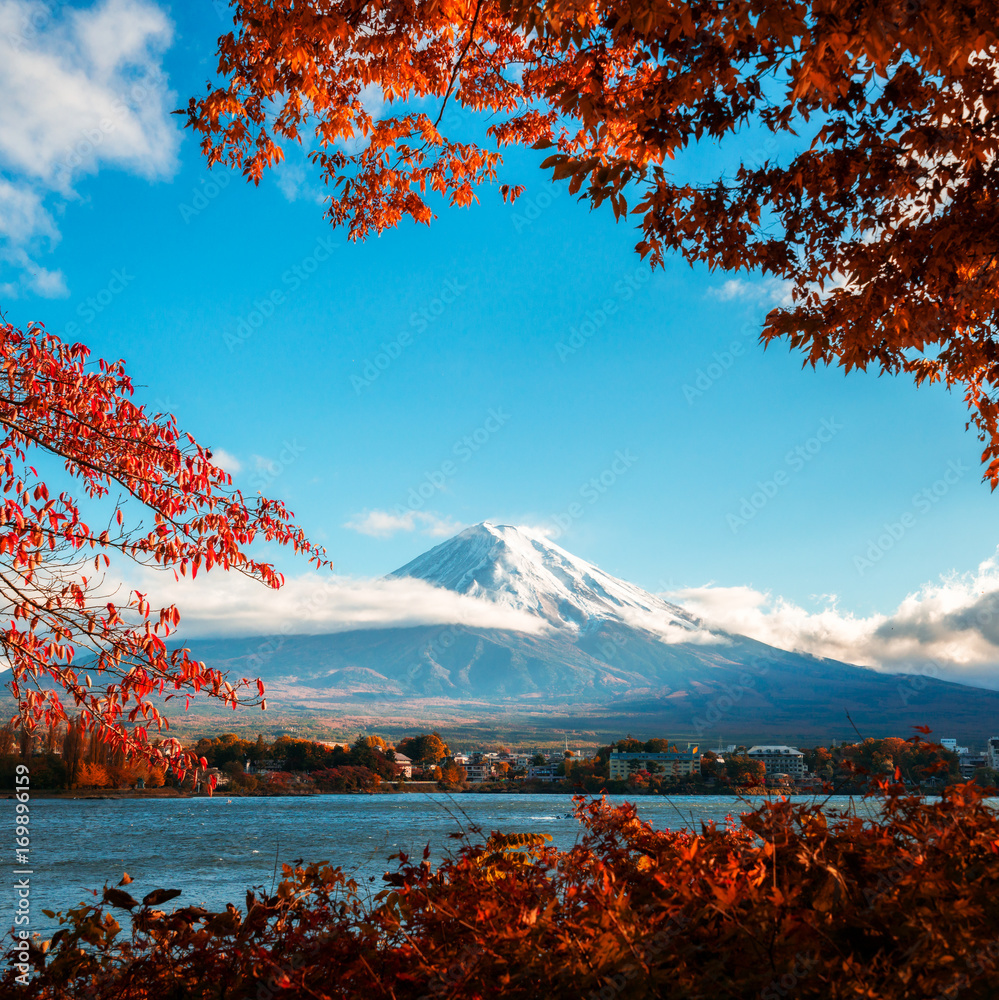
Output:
[433, 0, 485, 130]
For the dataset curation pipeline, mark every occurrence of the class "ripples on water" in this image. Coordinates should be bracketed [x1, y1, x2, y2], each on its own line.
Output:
[4, 793, 880, 935]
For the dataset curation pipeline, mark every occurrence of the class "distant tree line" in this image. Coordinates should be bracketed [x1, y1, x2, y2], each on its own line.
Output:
[0, 725, 464, 794]
[0, 718, 168, 790]
[190, 731, 462, 794]
[191, 733, 403, 793]
[801, 737, 962, 790]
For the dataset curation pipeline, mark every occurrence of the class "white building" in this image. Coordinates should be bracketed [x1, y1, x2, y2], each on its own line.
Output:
[987, 737, 999, 771]
[941, 738, 970, 756]
[608, 746, 700, 780]
[464, 752, 504, 783]
[746, 745, 807, 777]
[390, 751, 413, 779]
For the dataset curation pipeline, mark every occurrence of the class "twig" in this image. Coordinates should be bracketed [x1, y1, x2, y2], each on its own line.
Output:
[270, 837, 280, 895]
[433, 0, 485, 129]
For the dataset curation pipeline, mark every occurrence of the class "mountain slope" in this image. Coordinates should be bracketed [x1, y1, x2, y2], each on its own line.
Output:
[390, 522, 702, 636]
[177, 522, 999, 742]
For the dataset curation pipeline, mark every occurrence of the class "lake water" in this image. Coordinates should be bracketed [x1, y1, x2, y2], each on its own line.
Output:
[4, 793, 879, 937]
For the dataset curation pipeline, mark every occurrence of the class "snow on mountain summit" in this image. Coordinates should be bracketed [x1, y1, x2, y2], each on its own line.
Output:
[390, 522, 707, 638]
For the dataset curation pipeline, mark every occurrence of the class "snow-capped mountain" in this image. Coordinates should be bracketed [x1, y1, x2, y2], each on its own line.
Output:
[390, 522, 702, 637]
[180, 522, 999, 743]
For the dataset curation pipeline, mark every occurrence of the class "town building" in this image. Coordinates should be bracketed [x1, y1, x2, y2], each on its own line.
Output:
[391, 751, 413, 779]
[608, 745, 701, 780]
[247, 758, 283, 774]
[941, 738, 970, 756]
[746, 745, 807, 777]
[959, 753, 986, 780]
[986, 737, 999, 771]
[526, 762, 564, 782]
[463, 752, 507, 783]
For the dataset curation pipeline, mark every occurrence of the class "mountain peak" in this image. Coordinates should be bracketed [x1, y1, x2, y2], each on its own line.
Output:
[390, 521, 699, 634]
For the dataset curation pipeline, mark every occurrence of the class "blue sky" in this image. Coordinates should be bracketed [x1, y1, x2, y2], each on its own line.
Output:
[4, 0, 999, 686]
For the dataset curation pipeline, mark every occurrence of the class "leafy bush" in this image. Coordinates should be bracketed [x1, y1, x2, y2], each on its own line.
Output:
[8, 779, 999, 998]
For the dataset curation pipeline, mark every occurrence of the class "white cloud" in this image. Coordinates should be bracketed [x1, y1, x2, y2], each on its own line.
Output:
[273, 160, 326, 205]
[615, 606, 729, 646]
[0, 179, 58, 243]
[666, 549, 999, 690]
[0, 0, 178, 295]
[210, 448, 242, 475]
[131, 567, 546, 638]
[0, 245, 68, 298]
[707, 276, 794, 307]
[345, 509, 465, 539]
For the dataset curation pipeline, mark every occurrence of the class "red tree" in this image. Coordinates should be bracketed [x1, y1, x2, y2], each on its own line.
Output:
[0, 319, 329, 777]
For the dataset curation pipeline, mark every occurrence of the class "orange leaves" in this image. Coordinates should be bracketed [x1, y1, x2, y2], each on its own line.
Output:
[186, 1, 999, 485]
[499, 183, 524, 203]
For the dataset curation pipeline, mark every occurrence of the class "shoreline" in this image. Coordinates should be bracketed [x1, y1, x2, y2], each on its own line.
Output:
[11, 785, 848, 800]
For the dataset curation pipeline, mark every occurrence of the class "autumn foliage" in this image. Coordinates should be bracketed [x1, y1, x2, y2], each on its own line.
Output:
[189, 0, 999, 482]
[0, 320, 328, 776]
[10, 779, 999, 998]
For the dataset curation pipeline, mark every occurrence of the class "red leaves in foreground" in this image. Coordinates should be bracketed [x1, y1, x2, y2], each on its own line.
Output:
[0, 320, 329, 774]
[10, 781, 999, 998]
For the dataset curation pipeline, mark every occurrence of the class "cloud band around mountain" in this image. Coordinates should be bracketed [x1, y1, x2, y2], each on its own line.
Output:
[667, 548, 999, 690]
[134, 568, 547, 639]
[124, 539, 999, 692]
